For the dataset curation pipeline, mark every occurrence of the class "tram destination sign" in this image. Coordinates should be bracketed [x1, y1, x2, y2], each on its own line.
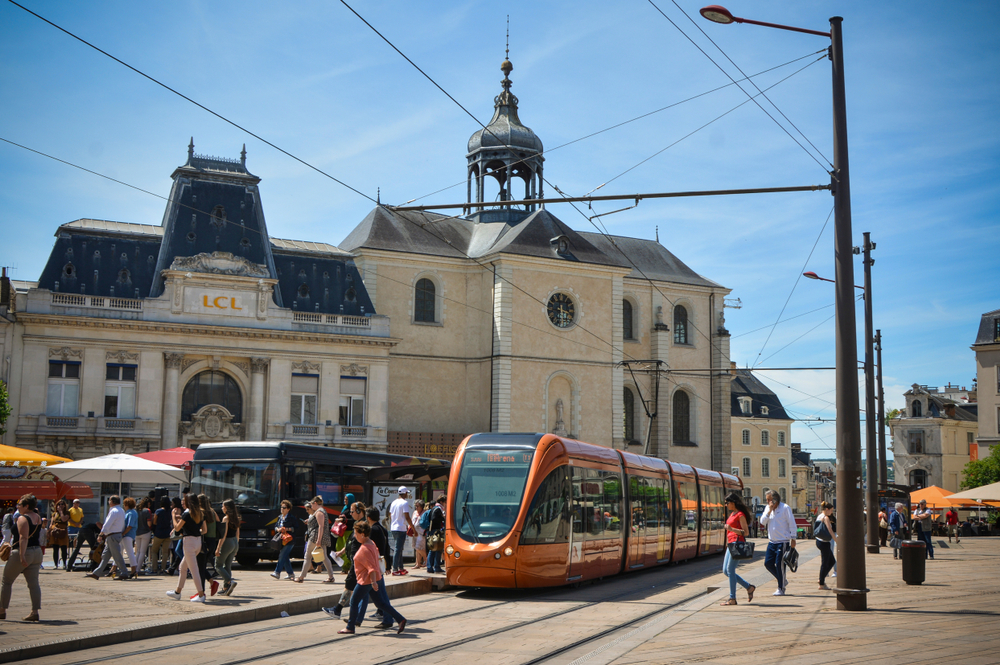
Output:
[465, 451, 533, 466]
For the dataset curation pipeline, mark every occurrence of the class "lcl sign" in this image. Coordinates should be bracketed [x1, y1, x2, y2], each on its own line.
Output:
[202, 295, 243, 310]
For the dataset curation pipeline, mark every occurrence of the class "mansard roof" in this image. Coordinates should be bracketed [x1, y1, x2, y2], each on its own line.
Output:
[973, 308, 1000, 345]
[730, 369, 792, 421]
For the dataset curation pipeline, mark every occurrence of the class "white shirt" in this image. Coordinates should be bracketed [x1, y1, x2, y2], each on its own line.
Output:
[760, 501, 796, 543]
[389, 497, 411, 532]
[101, 504, 125, 536]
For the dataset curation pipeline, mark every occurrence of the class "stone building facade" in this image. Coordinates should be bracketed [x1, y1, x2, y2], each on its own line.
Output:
[973, 309, 1000, 454]
[729, 369, 793, 505]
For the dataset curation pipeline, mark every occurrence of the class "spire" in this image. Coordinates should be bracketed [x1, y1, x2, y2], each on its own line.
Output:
[377, 187, 381, 205]
[500, 15, 513, 96]
[187, 137, 194, 164]
[240, 143, 247, 167]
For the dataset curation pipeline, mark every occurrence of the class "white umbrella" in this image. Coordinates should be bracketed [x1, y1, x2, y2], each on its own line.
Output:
[47, 453, 188, 496]
[947, 481, 1000, 502]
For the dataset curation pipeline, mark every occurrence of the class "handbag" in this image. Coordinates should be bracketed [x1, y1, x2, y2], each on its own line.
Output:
[269, 533, 284, 551]
[427, 531, 445, 552]
[281, 532, 293, 546]
[0, 542, 10, 562]
[814, 519, 832, 542]
[879, 517, 888, 529]
[889, 536, 901, 549]
[727, 540, 754, 560]
[406, 525, 416, 537]
[331, 521, 346, 538]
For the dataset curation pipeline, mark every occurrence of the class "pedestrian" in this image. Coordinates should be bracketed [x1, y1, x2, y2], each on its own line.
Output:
[215, 498, 240, 596]
[367, 506, 391, 575]
[759, 489, 796, 596]
[426, 496, 446, 574]
[1, 507, 14, 545]
[67, 499, 84, 549]
[912, 499, 935, 560]
[120, 497, 139, 578]
[814, 501, 837, 590]
[198, 494, 220, 596]
[85, 495, 130, 581]
[1, 494, 44, 621]
[388, 487, 414, 576]
[149, 497, 173, 574]
[888, 502, 908, 559]
[337, 521, 406, 635]
[134, 497, 153, 575]
[167, 493, 206, 603]
[326, 501, 366, 618]
[38, 517, 48, 569]
[295, 496, 335, 583]
[271, 499, 297, 580]
[411, 499, 427, 571]
[946, 507, 960, 543]
[166, 496, 184, 575]
[49, 499, 71, 570]
[878, 507, 889, 548]
[720, 492, 755, 606]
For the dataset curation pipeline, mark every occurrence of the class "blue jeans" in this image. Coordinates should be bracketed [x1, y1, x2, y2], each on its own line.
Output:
[918, 529, 934, 559]
[723, 546, 751, 599]
[346, 583, 371, 630]
[370, 579, 405, 626]
[816, 539, 835, 584]
[274, 543, 294, 578]
[427, 549, 442, 572]
[391, 530, 407, 572]
[764, 541, 789, 591]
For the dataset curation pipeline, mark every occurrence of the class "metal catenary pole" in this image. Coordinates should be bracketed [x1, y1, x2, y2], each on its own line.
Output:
[876, 330, 888, 491]
[863, 232, 879, 554]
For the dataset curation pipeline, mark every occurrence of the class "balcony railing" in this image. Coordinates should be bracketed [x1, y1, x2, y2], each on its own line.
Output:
[292, 312, 371, 328]
[105, 418, 136, 430]
[51, 293, 143, 311]
[46, 416, 79, 428]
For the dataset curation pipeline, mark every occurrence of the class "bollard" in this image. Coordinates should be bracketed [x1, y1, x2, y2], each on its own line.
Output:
[900, 539, 926, 585]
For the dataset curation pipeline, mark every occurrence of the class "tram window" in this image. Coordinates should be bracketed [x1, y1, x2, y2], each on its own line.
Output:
[630, 477, 644, 532]
[286, 463, 314, 505]
[603, 473, 622, 534]
[520, 466, 570, 545]
[676, 481, 698, 533]
[657, 477, 672, 532]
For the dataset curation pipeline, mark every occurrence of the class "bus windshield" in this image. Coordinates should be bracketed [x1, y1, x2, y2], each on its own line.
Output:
[454, 448, 533, 543]
[191, 461, 280, 508]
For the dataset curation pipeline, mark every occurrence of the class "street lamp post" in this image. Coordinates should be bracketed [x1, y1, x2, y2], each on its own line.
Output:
[860, 233, 879, 554]
[702, 6, 867, 611]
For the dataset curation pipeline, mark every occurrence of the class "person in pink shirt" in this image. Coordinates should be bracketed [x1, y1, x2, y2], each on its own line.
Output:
[338, 521, 406, 634]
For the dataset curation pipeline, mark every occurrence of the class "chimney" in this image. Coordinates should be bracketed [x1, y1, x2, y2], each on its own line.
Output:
[0, 267, 13, 311]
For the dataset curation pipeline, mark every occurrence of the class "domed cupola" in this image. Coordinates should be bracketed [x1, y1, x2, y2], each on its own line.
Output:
[466, 52, 544, 223]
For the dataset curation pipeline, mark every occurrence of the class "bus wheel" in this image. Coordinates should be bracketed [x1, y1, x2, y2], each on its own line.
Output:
[236, 555, 259, 568]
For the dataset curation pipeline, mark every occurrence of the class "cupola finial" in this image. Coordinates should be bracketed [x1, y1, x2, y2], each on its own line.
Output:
[501, 16, 513, 93]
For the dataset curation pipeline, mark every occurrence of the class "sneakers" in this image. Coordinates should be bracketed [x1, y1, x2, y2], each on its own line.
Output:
[322, 606, 341, 618]
[773, 588, 785, 596]
[397, 569, 408, 576]
[166, 590, 182, 600]
[84, 573, 99, 580]
[270, 572, 281, 580]
[191, 594, 206, 603]
[285, 575, 296, 581]
[210, 580, 220, 596]
[224, 581, 237, 596]
[818, 584, 831, 590]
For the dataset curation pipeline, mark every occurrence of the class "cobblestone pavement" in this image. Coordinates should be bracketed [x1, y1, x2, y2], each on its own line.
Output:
[1, 537, 997, 664]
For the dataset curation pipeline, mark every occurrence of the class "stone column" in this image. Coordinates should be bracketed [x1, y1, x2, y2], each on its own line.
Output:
[162, 352, 184, 449]
[248, 357, 269, 441]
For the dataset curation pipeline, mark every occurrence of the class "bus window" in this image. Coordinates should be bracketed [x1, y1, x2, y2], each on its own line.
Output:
[192, 460, 280, 508]
[286, 463, 313, 505]
[342, 468, 366, 507]
[520, 466, 570, 545]
[315, 465, 342, 509]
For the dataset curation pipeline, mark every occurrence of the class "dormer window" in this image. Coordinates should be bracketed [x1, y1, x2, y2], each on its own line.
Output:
[550, 235, 570, 256]
[738, 397, 752, 415]
[761, 406, 769, 416]
[911, 400, 922, 417]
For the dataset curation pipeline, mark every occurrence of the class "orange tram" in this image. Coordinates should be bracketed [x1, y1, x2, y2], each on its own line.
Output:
[444, 433, 743, 588]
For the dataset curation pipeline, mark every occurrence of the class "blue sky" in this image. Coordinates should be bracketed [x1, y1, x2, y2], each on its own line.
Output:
[2, 1, 998, 461]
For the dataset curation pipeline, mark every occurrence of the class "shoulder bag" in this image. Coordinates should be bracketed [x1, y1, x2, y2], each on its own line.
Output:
[727, 540, 754, 560]
[814, 519, 832, 542]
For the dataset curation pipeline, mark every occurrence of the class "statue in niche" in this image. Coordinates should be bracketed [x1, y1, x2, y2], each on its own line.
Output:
[553, 398, 568, 437]
[655, 306, 663, 326]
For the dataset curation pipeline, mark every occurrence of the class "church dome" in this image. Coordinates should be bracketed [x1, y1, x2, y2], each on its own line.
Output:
[467, 58, 543, 154]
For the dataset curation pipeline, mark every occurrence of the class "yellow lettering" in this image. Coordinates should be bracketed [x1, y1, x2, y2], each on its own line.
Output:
[214, 296, 228, 309]
[230, 297, 241, 310]
[203, 295, 212, 308]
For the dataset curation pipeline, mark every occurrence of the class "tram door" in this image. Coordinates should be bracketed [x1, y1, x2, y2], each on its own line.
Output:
[568, 469, 585, 581]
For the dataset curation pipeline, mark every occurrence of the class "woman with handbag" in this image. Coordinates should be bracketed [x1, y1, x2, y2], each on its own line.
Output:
[888, 502, 908, 560]
[720, 492, 755, 606]
[411, 499, 427, 571]
[49, 499, 71, 570]
[1, 493, 44, 621]
[295, 496, 335, 583]
[215, 499, 241, 595]
[167, 493, 206, 603]
[271, 500, 297, 580]
[814, 501, 837, 590]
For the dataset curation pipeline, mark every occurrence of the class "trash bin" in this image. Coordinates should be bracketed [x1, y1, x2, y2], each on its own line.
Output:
[900, 539, 926, 585]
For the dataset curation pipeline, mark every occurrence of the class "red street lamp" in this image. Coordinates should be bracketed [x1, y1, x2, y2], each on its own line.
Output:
[702, 5, 867, 611]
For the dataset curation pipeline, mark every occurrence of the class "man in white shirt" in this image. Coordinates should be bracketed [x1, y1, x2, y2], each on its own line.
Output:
[85, 495, 129, 581]
[388, 487, 413, 576]
[759, 490, 796, 596]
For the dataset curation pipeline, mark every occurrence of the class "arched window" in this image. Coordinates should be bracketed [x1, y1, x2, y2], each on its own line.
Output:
[182, 371, 242, 422]
[673, 390, 691, 443]
[777, 431, 786, 446]
[623, 387, 635, 442]
[909, 469, 927, 489]
[761, 430, 770, 446]
[911, 400, 922, 417]
[742, 457, 751, 477]
[414, 278, 436, 322]
[778, 458, 787, 477]
[673, 306, 688, 345]
[742, 429, 751, 446]
[761, 458, 770, 477]
[622, 300, 634, 340]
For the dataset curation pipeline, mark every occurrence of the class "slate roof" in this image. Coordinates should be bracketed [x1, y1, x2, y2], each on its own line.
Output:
[973, 308, 1000, 345]
[730, 369, 792, 420]
[579, 232, 722, 288]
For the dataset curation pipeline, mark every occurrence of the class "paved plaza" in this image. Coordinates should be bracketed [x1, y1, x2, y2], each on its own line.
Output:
[0, 537, 996, 664]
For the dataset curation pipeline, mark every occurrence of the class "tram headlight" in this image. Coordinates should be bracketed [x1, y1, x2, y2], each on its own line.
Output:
[445, 544, 454, 555]
[494, 552, 501, 559]
[504, 547, 514, 557]
[453, 551, 460, 559]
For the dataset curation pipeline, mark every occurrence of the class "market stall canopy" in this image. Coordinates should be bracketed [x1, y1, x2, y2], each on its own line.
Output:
[134, 447, 194, 470]
[48, 453, 188, 495]
[909, 485, 977, 508]
[0, 444, 71, 467]
[947, 481, 1000, 503]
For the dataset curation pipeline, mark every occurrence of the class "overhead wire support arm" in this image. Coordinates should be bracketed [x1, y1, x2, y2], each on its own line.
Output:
[389, 183, 831, 212]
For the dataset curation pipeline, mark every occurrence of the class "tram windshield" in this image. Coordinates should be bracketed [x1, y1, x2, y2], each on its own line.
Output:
[191, 461, 280, 508]
[454, 448, 534, 543]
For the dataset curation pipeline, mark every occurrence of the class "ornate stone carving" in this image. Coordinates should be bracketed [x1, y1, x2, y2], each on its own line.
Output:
[106, 350, 139, 364]
[340, 363, 368, 376]
[234, 361, 250, 375]
[169, 252, 269, 278]
[182, 357, 201, 373]
[257, 280, 270, 318]
[292, 361, 321, 374]
[552, 398, 568, 437]
[179, 405, 241, 441]
[653, 306, 669, 331]
[250, 357, 270, 374]
[164, 352, 184, 369]
[49, 347, 83, 361]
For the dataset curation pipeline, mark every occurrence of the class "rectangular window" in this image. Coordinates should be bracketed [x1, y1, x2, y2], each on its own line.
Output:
[290, 374, 318, 425]
[778, 458, 786, 478]
[761, 458, 770, 478]
[742, 457, 751, 477]
[777, 431, 786, 446]
[104, 364, 137, 418]
[908, 431, 924, 454]
[761, 430, 770, 446]
[743, 487, 752, 499]
[47, 361, 80, 417]
[339, 377, 366, 426]
[742, 429, 750, 446]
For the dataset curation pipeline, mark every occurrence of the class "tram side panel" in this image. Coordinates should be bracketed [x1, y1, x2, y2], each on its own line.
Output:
[670, 464, 700, 562]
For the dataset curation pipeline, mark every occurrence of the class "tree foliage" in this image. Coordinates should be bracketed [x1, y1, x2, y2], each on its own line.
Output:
[0, 380, 10, 437]
[961, 443, 1000, 489]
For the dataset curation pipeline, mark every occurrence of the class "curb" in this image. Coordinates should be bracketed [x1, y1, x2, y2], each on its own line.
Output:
[0, 577, 433, 663]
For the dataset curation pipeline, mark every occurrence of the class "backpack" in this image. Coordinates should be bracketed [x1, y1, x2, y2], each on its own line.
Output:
[419, 508, 432, 530]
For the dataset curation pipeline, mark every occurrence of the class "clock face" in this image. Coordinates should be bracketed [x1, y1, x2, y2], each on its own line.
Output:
[547, 293, 575, 328]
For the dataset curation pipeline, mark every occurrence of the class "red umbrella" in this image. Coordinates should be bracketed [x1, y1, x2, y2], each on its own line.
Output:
[134, 447, 195, 470]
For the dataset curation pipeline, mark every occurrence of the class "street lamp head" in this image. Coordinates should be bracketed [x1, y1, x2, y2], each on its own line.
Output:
[700, 5, 736, 24]
[803, 271, 820, 280]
